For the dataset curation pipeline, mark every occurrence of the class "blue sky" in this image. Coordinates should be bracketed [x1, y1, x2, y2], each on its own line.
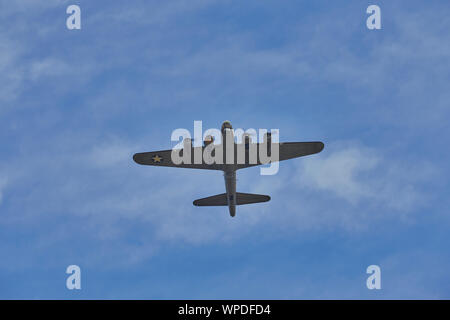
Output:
[0, 0, 449, 299]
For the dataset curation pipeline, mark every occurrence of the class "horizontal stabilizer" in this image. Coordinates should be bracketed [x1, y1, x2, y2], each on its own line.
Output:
[193, 193, 228, 206]
[193, 192, 270, 206]
[235, 192, 271, 205]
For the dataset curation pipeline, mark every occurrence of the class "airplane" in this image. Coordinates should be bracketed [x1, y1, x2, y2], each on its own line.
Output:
[133, 121, 324, 217]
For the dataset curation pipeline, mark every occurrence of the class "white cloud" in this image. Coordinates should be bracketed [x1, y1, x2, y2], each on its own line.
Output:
[0, 34, 24, 106]
[88, 140, 137, 167]
[296, 142, 434, 212]
[29, 58, 71, 80]
[299, 146, 378, 204]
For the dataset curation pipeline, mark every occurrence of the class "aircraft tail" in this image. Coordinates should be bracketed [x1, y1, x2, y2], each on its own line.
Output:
[193, 192, 270, 206]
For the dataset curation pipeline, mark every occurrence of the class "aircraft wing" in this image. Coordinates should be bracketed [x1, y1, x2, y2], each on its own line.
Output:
[276, 141, 324, 161]
[133, 141, 323, 170]
[235, 141, 324, 169]
[133, 148, 223, 170]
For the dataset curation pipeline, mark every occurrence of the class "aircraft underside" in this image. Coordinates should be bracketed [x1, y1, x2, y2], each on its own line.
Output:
[133, 120, 324, 217]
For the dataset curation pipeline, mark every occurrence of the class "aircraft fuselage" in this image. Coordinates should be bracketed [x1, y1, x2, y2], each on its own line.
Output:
[221, 121, 237, 217]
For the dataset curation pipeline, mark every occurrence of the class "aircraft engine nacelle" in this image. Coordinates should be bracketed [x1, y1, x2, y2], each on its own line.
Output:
[243, 133, 252, 145]
[263, 132, 272, 145]
[183, 137, 192, 148]
[204, 135, 214, 146]
[263, 132, 272, 155]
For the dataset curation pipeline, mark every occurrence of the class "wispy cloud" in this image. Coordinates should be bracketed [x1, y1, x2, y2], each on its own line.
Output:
[297, 142, 434, 211]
